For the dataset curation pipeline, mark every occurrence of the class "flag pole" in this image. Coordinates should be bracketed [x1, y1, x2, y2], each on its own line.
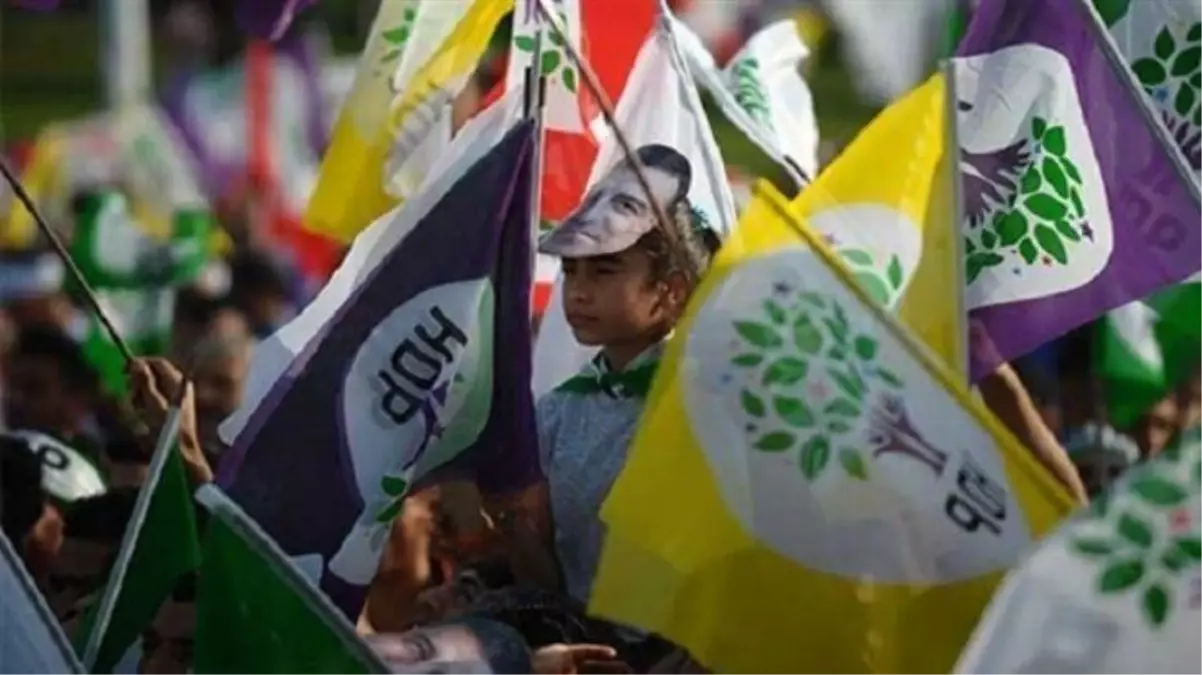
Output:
[523, 19, 547, 317]
[0, 160, 135, 364]
[533, 0, 694, 282]
[941, 58, 970, 385]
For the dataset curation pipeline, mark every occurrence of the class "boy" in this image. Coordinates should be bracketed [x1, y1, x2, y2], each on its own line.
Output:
[464, 145, 717, 672]
[529, 144, 712, 606]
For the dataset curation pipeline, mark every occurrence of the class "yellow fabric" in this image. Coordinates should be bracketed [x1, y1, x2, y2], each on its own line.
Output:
[788, 6, 826, 55]
[792, 73, 966, 380]
[590, 183, 1074, 673]
[2, 131, 66, 251]
[305, 0, 511, 243]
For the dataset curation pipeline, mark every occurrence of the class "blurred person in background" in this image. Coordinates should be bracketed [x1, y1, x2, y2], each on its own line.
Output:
[1131, 391, 1181, 461]
[1177, 368, 1201, 433]
[191, 330, 252, 462]
[171, 287, 251, 364]
[51, 488, 138, 622]
[0, 250, 80, 336]
[3, 325, 103, 453]
[0, 435, 62, 585]
[229, 250, 295, 339]
[139, 575, 198, 674]
[99, 430, 151, 492]
[1064, 422, 1140, 498]
[1053, 327, 1104, 435]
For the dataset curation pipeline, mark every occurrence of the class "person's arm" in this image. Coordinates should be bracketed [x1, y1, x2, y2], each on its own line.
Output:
[126, 358, 213, 485]
[491, 482, 563, 592]
[978, 363, 1087, 504]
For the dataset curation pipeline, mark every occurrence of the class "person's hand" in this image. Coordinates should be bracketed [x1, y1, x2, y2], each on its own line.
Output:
[126, 358, 213, 485]
[532, 644, 632, 674]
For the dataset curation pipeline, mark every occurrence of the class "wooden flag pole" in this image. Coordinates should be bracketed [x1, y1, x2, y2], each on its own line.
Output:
[533, 0, 694, 282]
[0, 159, 135, 364]
[522, 21, 548, 317]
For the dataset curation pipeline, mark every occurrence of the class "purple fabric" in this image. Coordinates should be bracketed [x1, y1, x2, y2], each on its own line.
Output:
[237, 0, 318, 41]
[959, 0, 1202, 380]
[158, 34, 327, 205]
[216, 122, 541, 618]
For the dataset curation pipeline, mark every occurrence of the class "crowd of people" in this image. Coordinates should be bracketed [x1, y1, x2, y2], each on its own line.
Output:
[0, 160, 1196, 672]
[1, 0, 1200, 673]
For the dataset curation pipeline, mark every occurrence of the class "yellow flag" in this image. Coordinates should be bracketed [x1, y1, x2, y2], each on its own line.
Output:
[305, 0, 510, 243]
[2, 131, 66, 250]
[792, 72, 966, 380]
[590, 183, 1073, 673]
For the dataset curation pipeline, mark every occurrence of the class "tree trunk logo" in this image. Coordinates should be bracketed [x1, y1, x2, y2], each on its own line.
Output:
[1067, 439, 1201, 629]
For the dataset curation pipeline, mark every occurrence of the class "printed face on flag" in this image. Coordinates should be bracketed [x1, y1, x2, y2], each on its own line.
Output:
[365, 624, 497, 672]
[539, 144, 692, 258]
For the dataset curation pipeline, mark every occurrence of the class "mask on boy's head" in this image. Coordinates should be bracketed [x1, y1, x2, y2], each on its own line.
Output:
[539, 144, 692, 258]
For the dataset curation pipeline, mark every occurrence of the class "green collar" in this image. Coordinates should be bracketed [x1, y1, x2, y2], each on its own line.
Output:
[556, 345, 663, 400]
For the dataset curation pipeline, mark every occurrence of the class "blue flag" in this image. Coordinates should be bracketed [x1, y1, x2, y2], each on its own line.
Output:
[216, 121, 540, 616]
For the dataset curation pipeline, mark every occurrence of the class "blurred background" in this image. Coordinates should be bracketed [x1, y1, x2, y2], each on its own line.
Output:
[0, 0, 891, 161]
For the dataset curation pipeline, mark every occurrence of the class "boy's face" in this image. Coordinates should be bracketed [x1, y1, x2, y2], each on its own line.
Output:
[561, 246, 668, 347]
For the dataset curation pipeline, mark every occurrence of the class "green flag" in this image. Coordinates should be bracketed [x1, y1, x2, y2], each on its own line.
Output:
[70, 192, 212, 395]
[944, 0, 972, 57]
[192, 486, 387, 675]
[1099, 277, 1202, 429]
[74, 407, 201, 673]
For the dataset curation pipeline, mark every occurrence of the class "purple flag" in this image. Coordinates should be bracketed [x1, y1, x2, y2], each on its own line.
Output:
[237, 0, 317, 41]
[159, 34, 327, 209]
[956, 0, 1202, 380]
[215, 121, 540, 617]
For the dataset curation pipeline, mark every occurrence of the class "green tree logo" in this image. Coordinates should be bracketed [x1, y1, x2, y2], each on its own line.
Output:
[729, 288, 904, 482]
[1092, 0, 1132, 27]
[963, 116, 1091, 283]
[380, 7, 419, 64]
[1068, 443, 1201, 628]
[1131, 23, 1202, 167]
[729, 56, 773, 132]
[836, 248, 906, 308]
[514, 4, 578, 94]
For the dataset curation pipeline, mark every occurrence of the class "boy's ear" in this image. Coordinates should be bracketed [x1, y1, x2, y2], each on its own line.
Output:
[662, 271, 691, 315]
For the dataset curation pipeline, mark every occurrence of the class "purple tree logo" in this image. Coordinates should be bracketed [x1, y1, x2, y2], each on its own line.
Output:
[865, 393, 950, 477]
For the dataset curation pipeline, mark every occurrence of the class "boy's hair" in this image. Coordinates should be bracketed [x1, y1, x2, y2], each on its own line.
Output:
[0, 436, 47, 546]
[64, 488, 138, 544]
[632, 199, 717, 288]
[10, 325, 99, 396]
